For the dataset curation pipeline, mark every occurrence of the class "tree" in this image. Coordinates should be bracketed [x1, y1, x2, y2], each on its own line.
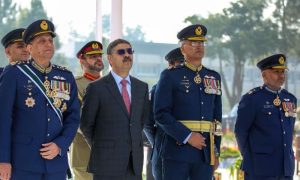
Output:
[124, 25, 145, 42]
[0, 0, 18, 66]
[185, 0, 278, 108]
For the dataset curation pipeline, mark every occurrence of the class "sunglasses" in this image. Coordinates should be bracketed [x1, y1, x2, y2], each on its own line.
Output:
[114, 48, 134, 55]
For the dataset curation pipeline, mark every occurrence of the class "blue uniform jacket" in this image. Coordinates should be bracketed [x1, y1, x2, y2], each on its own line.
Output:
[0, 60, 80, 173]
[235, 85, 297, 176]
[154, 65, 222, 164]
[0, 67, 3, 75]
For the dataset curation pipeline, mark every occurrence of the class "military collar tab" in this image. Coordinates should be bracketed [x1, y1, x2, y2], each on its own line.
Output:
[184, 61, 203, 72]
[32, 60, 52, 74]
[264, 85, 282, 94]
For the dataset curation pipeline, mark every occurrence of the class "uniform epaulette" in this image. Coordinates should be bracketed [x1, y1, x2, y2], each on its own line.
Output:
[168, 64, 184, 70]
[281, 89, 297, 99]
[10, 60, 23, 66]
[204, 66, 220, 75]
[52, 64, 71, 73]
[247, 86, 263, 95]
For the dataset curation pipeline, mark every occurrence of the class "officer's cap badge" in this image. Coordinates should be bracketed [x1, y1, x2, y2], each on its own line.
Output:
[92, 43, 99, 49]
[40, 20, 48, 30]
[279, 56, 285, 65]
[195, 26, 202, 36]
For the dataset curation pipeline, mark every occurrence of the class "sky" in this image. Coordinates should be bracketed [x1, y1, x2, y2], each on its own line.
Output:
[13, 0, 233, 44]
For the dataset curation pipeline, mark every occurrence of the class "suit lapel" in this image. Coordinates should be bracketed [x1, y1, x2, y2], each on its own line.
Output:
[105, 73, 130, 117]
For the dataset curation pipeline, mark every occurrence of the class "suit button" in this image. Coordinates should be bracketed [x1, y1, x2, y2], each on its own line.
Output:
[47, 133, 50, 137]
[283, 131, 286, 135]
[281, 119, 284, 122]
[201, 102, 204, 105]
[279, 108, 282, 110]
[47, 103, 49, 107]
[48, 118, 50, 122]
[284, 144, 286, 147]
[202, 116, 204, 119]
[200, 88, 202, 91]
[129, 123, 132, 126]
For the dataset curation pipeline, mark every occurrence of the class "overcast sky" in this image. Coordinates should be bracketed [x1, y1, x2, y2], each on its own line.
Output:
[13, 0, 233, 44]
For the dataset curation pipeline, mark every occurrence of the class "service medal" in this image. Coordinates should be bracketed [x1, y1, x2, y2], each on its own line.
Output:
[194, 74, 201, 84]
[54, 98, 62, 108]
[61, 102, 67, 112]
[25, 97, 35, 108]
[273, 96, 281, 106]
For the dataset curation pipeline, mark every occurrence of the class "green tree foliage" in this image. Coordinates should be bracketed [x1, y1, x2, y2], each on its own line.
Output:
[0, 0, 18, 66]
[272, 0, 300, 56]
[185, 0, 279, 108]
[124, 25, 145, 42]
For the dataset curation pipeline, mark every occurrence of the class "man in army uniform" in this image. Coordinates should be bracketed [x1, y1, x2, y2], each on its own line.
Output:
[69, 41, 104, 180]
[154, 24, 222, 180]
[235, 54, 297, 180]
[0, 19, 80, 180]
[145, 47, 184, 180]
[0, 28, 30, 74]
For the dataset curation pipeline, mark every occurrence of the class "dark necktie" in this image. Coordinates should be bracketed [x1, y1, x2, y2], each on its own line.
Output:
[121, 79, 131, 113]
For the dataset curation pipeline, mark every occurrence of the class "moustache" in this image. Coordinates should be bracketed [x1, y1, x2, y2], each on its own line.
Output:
[123, 57, 132, 63]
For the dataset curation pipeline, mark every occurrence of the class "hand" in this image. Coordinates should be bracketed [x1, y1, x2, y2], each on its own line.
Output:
[40, 142, 61, 160]
[213, 156, 219, 171]
[187, 132, 206, 150]
[0, 163, 11, 180]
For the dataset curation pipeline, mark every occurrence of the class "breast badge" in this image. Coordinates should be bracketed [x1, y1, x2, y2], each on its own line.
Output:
[181, 76, 191, 93]
[25, 97, 35, 108]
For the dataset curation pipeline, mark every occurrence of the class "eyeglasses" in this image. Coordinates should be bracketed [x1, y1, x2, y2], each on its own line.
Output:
[184, 41, 205, 47]
[114, 48, 134, 55]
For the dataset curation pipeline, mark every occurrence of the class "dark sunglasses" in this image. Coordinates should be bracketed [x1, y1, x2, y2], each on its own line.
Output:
[115, 48, 134, 55]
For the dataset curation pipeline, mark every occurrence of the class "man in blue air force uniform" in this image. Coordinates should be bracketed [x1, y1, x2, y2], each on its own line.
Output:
[145, 47, 184, 180]
[154, 24, 222, 180]
[0, 19, 80, 180]
[235, 54, 297, 180]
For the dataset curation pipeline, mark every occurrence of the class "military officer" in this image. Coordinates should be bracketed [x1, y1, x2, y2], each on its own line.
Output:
[69, 40, 104, 180]
[0, 28, 30, 75]
[145, 47, 184, 180]
[0, 19, 80, 180]
[154, 24, 222, 180]
[235, 54, 297, 180]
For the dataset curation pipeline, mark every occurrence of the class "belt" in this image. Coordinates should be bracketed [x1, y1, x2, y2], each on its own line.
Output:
[179, 120, 222, 165]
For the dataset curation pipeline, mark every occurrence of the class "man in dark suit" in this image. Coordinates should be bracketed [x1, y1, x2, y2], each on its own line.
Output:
[235, 54, 296, 180]
[80, 38, 149, 180]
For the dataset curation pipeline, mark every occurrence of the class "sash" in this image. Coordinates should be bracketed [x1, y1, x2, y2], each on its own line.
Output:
[17, 64, 63, 125]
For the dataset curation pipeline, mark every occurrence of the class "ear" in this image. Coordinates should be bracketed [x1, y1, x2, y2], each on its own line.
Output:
[26, 44, 32, 54]
[5, 47, 11, 56]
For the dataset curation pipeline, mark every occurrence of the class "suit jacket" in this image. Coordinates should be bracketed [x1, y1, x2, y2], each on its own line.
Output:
[80, 72, 149, 176]
[235, 85, 297, 177]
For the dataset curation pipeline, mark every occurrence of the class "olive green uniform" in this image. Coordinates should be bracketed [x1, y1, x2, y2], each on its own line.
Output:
[70, 76, 93, 180]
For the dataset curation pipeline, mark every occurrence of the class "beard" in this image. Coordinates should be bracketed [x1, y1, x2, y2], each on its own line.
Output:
[84, 61, 104, 72]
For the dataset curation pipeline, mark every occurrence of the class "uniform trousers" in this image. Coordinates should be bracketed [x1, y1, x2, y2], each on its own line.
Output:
[162, 158, 213, 180]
